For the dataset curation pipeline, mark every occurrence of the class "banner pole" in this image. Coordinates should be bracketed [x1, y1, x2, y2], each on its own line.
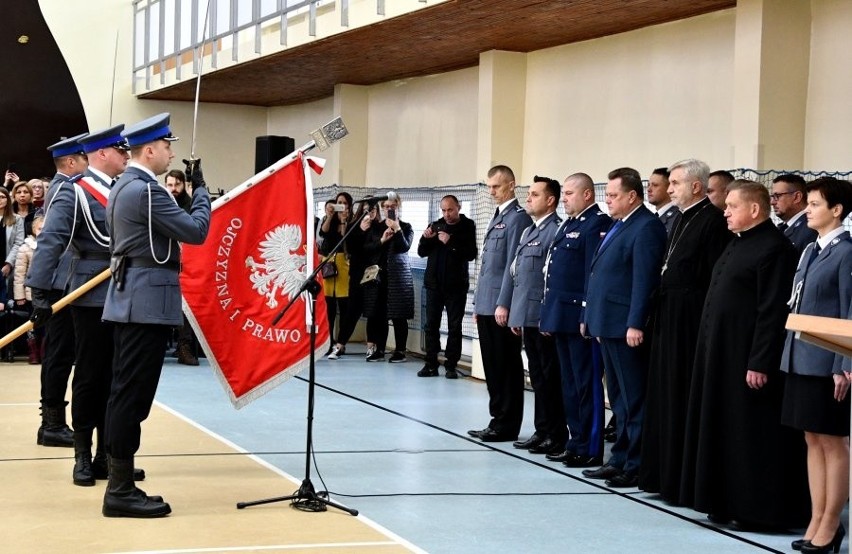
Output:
[0, 268, 112, 349]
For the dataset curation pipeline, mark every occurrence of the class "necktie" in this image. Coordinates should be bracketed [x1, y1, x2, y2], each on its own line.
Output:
[777, 221, 788, 231]
[494, 207, 500, 219]
[806, 242, 821, 270]
[599, 220, 622, 249]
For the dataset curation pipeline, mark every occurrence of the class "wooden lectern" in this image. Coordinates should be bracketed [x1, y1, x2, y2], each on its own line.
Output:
[786, 313, 852, 358]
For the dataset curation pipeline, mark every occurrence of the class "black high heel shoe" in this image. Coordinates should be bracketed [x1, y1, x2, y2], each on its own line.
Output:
[791, 538, 811, 551]
[801, 524, 845, 553]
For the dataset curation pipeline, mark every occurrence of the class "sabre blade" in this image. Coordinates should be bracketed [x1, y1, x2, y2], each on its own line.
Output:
[191, 0, 213, 159]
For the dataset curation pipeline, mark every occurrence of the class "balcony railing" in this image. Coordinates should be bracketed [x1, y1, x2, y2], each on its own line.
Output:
[132, 0, 428, 94]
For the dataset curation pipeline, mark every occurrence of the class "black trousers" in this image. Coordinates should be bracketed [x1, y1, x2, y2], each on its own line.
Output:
[70, 306, 114, 434]
[105, 323, 170, 459]
[40, 289, 75, 408]
[367, 316, 409, 353]
[325, 296, 349, 344]
[523, 327, 565, 441]
[476, 315, 524, 437]
[423, 288, 466, 369]
[335, 277, 363, 346]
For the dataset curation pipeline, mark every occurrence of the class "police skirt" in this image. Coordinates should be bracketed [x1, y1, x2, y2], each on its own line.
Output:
[781, 372, 851, 436]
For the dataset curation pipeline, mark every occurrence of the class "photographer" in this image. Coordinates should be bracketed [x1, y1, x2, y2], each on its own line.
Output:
[417, 195, 477, 378]
[318, 193, 353, 353]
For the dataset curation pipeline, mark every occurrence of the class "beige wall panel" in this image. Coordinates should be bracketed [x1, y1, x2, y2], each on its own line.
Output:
[523, 10, 736, 183]
[804, 0, 852, 171]
[364, 68, 480, 187]
[40, 0, 267, 191]
[268, 97, 336, 186]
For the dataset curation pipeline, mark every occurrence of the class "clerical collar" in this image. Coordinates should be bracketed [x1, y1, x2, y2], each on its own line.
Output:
[681, 196, 708, 213]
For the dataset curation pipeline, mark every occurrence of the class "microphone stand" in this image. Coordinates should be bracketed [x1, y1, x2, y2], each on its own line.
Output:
[236, 204, 375, 516]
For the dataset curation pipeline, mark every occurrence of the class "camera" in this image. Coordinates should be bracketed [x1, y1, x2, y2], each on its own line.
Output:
[386, 207, 397, 221]
[431, 222, 447, 234]
[332, 203, 346, 212]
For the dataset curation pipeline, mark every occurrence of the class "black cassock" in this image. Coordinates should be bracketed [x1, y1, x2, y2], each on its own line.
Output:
[638, 198, 730, 502]
[679, 219, 810, 527]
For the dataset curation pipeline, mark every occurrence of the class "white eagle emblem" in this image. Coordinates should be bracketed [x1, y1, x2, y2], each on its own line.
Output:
[245, 224, 306, 308]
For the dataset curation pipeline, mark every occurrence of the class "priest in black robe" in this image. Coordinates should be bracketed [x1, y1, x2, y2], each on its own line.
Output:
[638, 159, 730, 502]
[679, 179, 810, 528]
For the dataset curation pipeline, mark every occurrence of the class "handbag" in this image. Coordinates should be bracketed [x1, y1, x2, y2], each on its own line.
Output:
[360, 264, 381, 286]
[320, 259, 338, 278]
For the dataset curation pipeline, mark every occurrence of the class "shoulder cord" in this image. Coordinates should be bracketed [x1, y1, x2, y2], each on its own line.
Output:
[44, 182, 77, 254]
[73, 185, 110, 247]
[146, 182, 172, 264]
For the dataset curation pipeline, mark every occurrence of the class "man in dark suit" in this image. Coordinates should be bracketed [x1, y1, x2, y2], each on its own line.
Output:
[417, 195, 477, 379]
[508, 177, 563, 455]
[540, 173, 610, 467]
[707, 170, 734, 211]
[581, 167, 666, 488]
[647, 167, 678, 234]
[101, 114, 210, 517]
[468, 165, 532, 442]
[772, 173, 817, 257]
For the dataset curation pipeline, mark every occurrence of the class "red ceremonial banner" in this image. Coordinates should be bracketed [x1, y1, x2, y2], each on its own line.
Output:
[181, 153, 329, 408]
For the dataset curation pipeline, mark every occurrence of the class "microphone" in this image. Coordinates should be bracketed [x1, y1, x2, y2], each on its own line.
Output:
[358, 191, 398, 204]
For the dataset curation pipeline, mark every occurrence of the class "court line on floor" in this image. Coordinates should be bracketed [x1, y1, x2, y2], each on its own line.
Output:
[154, 400, 428, 554]
[302, 376, 786, 554]
[109, 541, 401, 553]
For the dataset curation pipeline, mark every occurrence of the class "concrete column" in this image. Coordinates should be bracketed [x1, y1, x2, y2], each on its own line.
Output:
[732, 0, 811, 169]
[330, 83, 369, 186]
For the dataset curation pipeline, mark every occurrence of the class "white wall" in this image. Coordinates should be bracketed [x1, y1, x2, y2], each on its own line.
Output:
[267, 97, 336, 186]
[523, 10, 737, 184]
[365, 68, 480, 187]
[804, 0, 852, 171]
[40, 0, 267, 190]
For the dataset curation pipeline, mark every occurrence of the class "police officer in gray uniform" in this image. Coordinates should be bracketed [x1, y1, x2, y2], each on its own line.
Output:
[29, 125, 144, 488]
[32, 134, 88, 449]
[508, 177, 564, 455]
[467, 165, 532, 442]
[101, 114, 210, 518]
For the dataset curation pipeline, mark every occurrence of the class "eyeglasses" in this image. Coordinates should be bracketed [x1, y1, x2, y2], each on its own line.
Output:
[769, 191, 796, 201]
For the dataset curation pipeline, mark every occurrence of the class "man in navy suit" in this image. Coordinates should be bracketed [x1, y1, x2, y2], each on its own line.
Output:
[468, 165, 532, 442]
[772, 173, 817, 257]
[540, 173, 610, 467]
[508, 177, 563, 455]
[581, 167, 666, 487]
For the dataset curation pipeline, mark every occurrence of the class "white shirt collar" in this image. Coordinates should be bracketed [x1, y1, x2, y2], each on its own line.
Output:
[87, 166, 113, 184]
[128, 161, 157, 181]
[533, 211, 556, 228]
[817, 227, 846, 250]
[496, 197, 516, 215]
[786, 209, 808, 227]
[620, 203, 643, 222]
[656, 201, 675, 216]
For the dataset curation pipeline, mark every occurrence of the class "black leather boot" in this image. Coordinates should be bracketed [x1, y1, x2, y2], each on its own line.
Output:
[102, 458, 170, 518]
[38, 403, 74, 447]
[92, 429, 146, 481]
[73, 431, 95, 486]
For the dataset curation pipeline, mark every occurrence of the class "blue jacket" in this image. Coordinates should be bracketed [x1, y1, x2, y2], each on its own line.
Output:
[584, 205, 666, 338]
[473, 199, 532, 316]
[507, 212, 561, 328]
[781, 232, 852, 377]
[539, 205, 611, 333]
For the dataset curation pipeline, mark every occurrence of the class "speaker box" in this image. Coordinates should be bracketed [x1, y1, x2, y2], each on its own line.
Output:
[255, 135, 295, 173]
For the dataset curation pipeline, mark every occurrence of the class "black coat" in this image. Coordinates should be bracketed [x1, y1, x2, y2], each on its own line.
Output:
[361, 220, 414, 320]
[417, 214, 477, 292]
[679, 219, 809, 527]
